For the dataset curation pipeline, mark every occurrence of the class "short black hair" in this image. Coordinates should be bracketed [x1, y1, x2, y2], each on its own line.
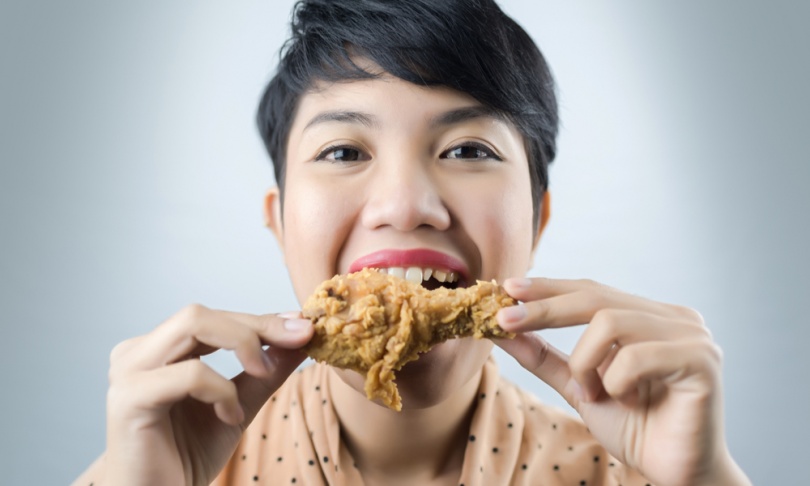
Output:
[257, 0, 558, 229]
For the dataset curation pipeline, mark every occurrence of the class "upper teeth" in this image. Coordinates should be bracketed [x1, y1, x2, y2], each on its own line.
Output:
[375, 266, 458, 284]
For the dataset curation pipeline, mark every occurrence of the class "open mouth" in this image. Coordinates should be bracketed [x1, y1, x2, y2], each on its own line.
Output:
[349, 249, 471, 290]
[370, 266, 464, 290]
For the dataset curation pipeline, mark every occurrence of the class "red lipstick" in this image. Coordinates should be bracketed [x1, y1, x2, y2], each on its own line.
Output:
[349, 248, 469, 281]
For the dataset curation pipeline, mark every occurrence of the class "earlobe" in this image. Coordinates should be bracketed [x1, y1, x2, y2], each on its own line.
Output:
[264, 187, 284, 252]
[530, 191, 551, 259]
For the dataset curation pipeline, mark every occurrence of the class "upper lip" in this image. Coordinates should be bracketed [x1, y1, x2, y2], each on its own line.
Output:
[348, 248, 471, 283]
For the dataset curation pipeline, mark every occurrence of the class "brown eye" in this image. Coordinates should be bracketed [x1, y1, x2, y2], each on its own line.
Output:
[442, 142, 502, 161]
[315, 145, 366, 163]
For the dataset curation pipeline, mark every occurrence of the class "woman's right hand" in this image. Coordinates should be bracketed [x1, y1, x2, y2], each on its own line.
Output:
[72, 305, 313, 486]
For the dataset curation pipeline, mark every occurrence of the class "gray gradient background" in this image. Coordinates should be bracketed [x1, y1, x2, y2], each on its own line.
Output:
[1, 1, 808, 484]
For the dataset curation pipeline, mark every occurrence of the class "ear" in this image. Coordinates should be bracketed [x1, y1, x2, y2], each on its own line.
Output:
[264, 186, 284, 252]
[530, 191, 551, 260]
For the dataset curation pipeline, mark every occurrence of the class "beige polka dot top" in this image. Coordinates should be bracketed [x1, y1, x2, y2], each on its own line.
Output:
[212, 358, 653, 486]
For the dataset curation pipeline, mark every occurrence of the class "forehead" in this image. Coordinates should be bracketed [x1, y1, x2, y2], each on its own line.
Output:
[303, 76, 464, 116]
[288, 74, 519, 140]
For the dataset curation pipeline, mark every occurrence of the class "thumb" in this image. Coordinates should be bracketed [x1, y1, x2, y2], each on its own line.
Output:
[232, 347, 307, 424]
[494, 332, 577, 405]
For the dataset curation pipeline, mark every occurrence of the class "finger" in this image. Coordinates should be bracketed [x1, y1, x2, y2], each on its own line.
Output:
[494, 333, 573, 401]
[497, 288, 683, 332]
[114, 306, 312, 376]
[503, 277, 604, 300]
[108, 359, 244, 426]
[114, 305, 268, 377]
[501, 277, 704, 328]
[233, 347, 308, 423]
[110, 311, 305, 361]
[600, 340, 722, 404]
[109, 336, 144, 365]
[224, 310, 313, 348]
[568, 309, 706, 401]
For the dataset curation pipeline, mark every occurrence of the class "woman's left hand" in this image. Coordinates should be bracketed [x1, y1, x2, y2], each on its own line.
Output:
[495, 277, 750, 486]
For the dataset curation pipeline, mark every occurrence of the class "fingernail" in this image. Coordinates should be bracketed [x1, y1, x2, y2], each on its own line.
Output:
[279, 311, 302, 319]
[284, 318, 312, 332]
[498, 304, 527, 325]
[505, 278, 531, 290]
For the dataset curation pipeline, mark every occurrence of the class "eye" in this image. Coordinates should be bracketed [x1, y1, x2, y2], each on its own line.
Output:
[315, 145, 368, 163]
[441, 142, 502, 161]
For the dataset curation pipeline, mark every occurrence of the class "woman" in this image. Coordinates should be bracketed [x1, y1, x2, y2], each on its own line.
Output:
[74, 1, 750, 484]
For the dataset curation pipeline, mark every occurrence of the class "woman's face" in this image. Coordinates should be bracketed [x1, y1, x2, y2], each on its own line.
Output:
[268, 73, 543, 408]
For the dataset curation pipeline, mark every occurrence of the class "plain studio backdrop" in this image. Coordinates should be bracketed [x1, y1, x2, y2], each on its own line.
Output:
[1, 1, 808, 484]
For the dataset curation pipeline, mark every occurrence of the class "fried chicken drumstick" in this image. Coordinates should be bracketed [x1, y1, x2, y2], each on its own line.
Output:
[302, 268, 516, 411]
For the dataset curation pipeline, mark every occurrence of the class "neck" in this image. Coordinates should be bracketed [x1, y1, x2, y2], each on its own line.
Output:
[328, 367, 481, 484]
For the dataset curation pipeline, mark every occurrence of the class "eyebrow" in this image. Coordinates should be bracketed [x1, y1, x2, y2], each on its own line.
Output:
[303, 110, 380, 131]
[302, 105, 506, 133]
[428, 105, 507, 129]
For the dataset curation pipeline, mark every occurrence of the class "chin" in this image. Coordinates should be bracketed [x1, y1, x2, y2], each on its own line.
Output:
[329, 337, 493, 411]
[388, 338, 492, 410]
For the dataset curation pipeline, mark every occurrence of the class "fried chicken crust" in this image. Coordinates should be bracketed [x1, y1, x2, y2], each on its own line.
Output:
[302, 268, 516, 411]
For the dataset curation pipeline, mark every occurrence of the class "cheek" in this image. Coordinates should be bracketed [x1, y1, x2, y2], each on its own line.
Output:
[451, 173, 534, 280]
[282, 176, 356, 302]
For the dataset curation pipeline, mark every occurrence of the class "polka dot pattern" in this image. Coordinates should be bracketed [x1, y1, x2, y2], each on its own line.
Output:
[210, 357, 654, 486]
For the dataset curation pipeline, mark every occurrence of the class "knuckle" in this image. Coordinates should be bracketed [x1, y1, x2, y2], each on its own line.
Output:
[579, 278, 614, 294]
[694, 323, 714, 341]
[109, 339, 133, 366]
[689, 341, 723, 378]
[237, 322, 258, 341]
[577, 278, 599, 288]
[177, 303, 209, 323]
[591, 308, 621, 334]
[530, 341, 550, 373]
[227, 315, 264, 346]
[183, 359, 210, 387]
[161, 304, 210, 337]
[105, 385, 123, 413]
[224, 378, 239, 398]
[615, 345, 641, 371]
[599, 363, 626, 394]
[235, 329, 262, 355]
[107, 366, 119, 385]
[533, 301, 550, 322]
[671, 304, 705, 325]
[600, 373, 622, 396]
[567, 353, 588, 379]
[255, 314, 278, 336]
[581, 289, 608, 311]
[521, 335, 550, 372]
[108, 338, 138, 382]
[707, 342, 724, 364]
[105, 378, 134, 416]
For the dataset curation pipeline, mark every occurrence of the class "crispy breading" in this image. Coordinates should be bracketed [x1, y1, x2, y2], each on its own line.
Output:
[302, 268, 516, 411]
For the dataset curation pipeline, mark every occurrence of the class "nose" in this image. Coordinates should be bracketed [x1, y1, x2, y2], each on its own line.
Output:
[360, 155, 451, 232]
